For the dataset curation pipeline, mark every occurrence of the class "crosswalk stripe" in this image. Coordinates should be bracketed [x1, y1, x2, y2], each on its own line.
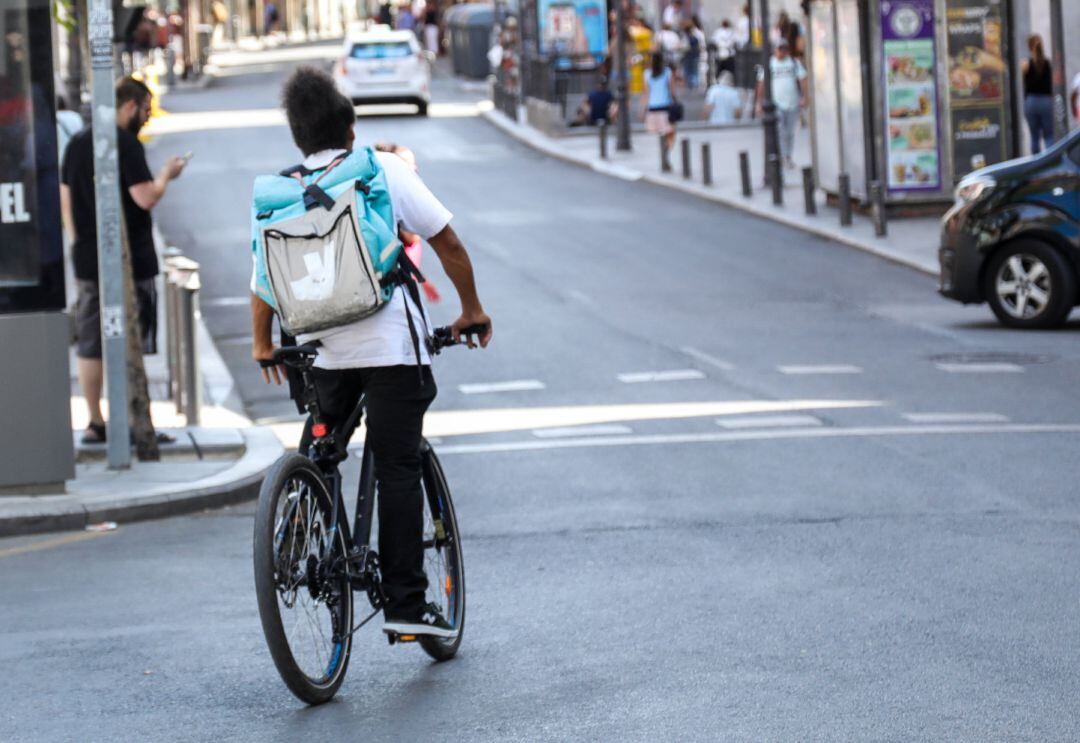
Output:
[458, 380, 546, 394]
[901, 412, 1010, 424]
[617, 369, 706, 383]
[778, 364, 863, 375]
[532, 424, 633, 438]
[716, 414, 823, 429]
[935, 363, 1024, 373]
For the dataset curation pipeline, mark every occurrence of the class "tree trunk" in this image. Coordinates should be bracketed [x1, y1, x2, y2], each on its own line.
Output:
[120, 220, 160, 462]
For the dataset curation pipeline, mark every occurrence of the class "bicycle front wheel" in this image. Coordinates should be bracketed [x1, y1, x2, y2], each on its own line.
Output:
[418, 443, 466, 661]
[254, 454, 353, 705]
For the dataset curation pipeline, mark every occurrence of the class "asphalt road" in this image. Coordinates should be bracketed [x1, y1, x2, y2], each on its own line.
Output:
[4, 42, 1080, 741]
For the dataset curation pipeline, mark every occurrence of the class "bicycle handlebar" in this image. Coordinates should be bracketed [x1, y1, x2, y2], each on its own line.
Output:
[258, 325, 489, 367]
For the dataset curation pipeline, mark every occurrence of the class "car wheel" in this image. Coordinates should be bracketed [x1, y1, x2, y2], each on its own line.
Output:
[416, 100, 428, 117]
[984, 239, 1076, 329]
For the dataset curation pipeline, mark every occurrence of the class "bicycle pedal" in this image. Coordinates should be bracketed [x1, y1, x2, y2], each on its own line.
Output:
[384, 630, 419, 645]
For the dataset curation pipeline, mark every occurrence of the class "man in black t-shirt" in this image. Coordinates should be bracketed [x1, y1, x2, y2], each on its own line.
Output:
[60, 77, 186, 444]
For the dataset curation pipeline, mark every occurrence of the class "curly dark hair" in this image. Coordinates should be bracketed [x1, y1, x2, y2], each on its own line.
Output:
[281, 66, 356, 156]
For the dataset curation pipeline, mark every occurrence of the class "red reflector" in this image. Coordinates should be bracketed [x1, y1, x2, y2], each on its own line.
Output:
[312, 423, 328, 438]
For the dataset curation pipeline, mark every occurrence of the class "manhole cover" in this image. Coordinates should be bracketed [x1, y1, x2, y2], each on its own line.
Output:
[928, 351, 1055, 365]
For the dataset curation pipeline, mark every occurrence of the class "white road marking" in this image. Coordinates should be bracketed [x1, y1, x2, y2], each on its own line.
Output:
[716, 415, 823, 429]
[202, 296, 251, 307]
[458, 380, 546, 394]
[778, 364, 863, 375]
[532, 424, 633, 438]
[902, 412, 1010, 424]
[437, 423, 1080, 455]
[680, 347, 734, 371]
[935, 362, 1024, 373]
[617, 369, 706, 384]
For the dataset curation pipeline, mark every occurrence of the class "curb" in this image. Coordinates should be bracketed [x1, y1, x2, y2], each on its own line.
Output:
[0, 427, 282, 538]
[481, 109, 939, 278]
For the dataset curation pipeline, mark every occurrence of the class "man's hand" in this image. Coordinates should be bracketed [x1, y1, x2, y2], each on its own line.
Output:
[451, 311, 492, 349]
[163, 156, 187, 180]
[253, 342, 284, 385]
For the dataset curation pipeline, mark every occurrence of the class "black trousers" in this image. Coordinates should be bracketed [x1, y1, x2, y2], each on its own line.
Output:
[307, 364, 437, 616]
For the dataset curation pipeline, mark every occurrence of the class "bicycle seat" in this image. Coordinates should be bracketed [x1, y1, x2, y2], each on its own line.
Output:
[262, 343, 320, 368]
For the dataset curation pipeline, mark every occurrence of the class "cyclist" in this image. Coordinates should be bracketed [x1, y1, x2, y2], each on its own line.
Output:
[250, 66, 492, 638]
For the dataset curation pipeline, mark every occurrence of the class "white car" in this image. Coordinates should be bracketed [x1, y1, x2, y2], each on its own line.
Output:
[333, 29, 432, 116]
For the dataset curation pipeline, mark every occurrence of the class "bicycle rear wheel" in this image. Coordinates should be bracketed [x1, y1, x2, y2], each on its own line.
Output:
[254, 454, 353, 704]
[418, 443, 466, 661]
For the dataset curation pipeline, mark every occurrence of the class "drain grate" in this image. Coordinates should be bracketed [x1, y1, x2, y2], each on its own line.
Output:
[928, 351, 1055, 366]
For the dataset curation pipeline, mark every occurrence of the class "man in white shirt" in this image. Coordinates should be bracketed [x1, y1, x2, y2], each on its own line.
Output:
[251, 67, 492, 638]
[662, 0, 682, 30]
[705, 70, 742, 124]
[711, 18, 737, 77]
[756, 40, 807, 168]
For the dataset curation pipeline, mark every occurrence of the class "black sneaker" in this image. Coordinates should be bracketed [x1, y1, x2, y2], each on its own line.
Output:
[383, 602, 458, 639]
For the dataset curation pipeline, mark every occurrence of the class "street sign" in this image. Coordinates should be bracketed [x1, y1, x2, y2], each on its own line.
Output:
[88, 0, 132, 469]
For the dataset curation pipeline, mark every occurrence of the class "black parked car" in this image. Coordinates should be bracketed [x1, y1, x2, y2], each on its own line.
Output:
[939, 128, 1080, 328]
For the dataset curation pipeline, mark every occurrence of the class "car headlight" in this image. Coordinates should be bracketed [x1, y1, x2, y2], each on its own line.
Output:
[954, 175, 995, 205]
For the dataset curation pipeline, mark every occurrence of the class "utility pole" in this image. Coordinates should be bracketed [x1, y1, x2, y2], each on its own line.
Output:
[614, 0, 632, 151]
[759, 0, 780, 189]
[1048, 0, 1068, 140]
[87, 0, 131, 469]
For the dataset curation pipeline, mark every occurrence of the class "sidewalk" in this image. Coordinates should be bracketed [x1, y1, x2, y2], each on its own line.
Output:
[482, 108, 942, 276]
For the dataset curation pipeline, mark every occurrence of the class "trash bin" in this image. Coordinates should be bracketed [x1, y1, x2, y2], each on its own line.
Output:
[448, 4, 494, 79]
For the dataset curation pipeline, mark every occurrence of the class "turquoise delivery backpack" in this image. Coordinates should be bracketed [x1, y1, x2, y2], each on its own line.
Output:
[250, 147, 421, 338]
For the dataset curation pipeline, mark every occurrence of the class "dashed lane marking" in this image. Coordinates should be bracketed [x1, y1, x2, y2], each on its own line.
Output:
[437, 423, 1080, 455]
[936, 362, 1024, 373]
[680, 347, 735, 371]
[202, 296, 251, 307]
[617, 370, 707, 384]
[902, 412, 1010, 424]
[0, 530, 112, 559]
[778, 364, 863, 375]
[716, 415, 823, 429]
[458, 380, 547, 394]
[532, 424, 634, 438]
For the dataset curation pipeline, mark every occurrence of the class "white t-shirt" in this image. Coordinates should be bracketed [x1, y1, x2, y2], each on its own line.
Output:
[662, 4, 681, 28]
[758, 55, 806, 111]
[252, 148, 452, 369]
[711, 27, 736, 59]
[705, 83, 740, 124]
[736, 15, 750, 48]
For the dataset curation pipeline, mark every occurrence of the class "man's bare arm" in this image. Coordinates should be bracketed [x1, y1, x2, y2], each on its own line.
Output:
[251, 293, 283, 384]
[59, 184, 74, 242]
[426, 224, 492, 348]
[129, 156, 187, 211]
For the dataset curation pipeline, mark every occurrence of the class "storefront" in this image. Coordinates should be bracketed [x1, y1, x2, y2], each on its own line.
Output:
[808, 0, 1019, 206]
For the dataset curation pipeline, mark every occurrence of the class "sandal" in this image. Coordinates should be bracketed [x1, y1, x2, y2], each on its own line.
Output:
[81, 422, 107, 444]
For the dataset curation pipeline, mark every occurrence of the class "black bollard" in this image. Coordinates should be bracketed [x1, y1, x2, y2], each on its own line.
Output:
[768, 154, 783, 205]
[802, 167, 816, 215]
[660, 135, 672, 173]
[599, 123, 608, 160]
[838, 173, 853, 226]
[739, 150, 751, 197]
[870, 180, 887, 236]
[702, 143, 712, 186]
[681, 138, 691, 179]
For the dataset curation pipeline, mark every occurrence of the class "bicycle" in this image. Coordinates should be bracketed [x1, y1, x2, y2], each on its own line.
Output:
[252, 325, 484, 705]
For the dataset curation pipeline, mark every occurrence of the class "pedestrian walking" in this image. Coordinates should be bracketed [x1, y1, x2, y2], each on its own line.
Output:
[1022, 34, 1055, 154]
[628, 18, 653, 118]
[756, 40, 807, 169]
[643, 52, 677, 168]
[735, 3, 751, 49]
[682, 16, 705, 90]
[59, 77, 186, 444]
[263, 0, 279, 37]
[712, 18, 737, 77]
[657, 22, 684, 74]
[377, 1, 394, 27]
[704, 70, 741, 124]
[211, 0, 229, 46]
[396, 3, 417, 31]
[422, 1, 439, 54]
[662, 0, 682, 30]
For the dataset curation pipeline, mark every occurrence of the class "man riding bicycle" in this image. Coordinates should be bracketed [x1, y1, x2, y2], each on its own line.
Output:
[250, 67, 492, 638]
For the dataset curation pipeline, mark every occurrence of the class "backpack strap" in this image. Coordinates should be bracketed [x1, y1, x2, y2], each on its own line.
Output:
[282, 155, 347, 211]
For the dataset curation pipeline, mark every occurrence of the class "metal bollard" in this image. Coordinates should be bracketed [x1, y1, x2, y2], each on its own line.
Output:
[599, 122, 608, 160]
[768, 154, 783, 205]
[165, 256, 202, 425]
[870, 180, 887, 236]
[802, 167, 816, 215]
[701, 142, 712, 186]
[681, 138, 691, 179]
[838, 173, 853, 226]
[660, 135, 672, 173]
[739, 150, 751, 197]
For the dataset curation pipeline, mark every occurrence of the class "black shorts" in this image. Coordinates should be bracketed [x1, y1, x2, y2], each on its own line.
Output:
[75, 278, 158, 359]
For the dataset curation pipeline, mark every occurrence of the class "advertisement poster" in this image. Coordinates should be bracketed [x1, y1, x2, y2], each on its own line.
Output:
[537, 0, 608, 66]
[946, 0, 1009, 179]
[882, 0, 941, 193]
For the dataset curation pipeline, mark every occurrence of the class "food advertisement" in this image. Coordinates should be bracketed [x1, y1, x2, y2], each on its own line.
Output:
[946, 0, 1009, 180]
[881, 0, 941, 192]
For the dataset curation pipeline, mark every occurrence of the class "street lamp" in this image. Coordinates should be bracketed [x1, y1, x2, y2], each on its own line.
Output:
[614, 0, 632, 151]
[758, 0, 780, 189]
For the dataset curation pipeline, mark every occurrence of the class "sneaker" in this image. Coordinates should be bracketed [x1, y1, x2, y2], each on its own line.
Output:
[383, 602, 458, 639]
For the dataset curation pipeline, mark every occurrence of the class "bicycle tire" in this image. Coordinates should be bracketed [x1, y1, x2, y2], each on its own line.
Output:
[418, 444, 466, 661]
[254, 453, 353, 704]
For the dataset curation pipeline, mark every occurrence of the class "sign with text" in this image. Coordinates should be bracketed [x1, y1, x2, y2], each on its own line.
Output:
[881, 0, 942, 193]
[537, 0, 608, 66]
[0, 0, 64, 313]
